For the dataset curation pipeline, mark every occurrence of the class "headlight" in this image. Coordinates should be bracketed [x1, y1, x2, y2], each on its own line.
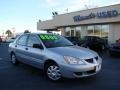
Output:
[64, 56, 85, 65]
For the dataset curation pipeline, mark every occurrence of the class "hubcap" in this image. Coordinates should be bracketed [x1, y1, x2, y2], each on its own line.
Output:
[47, 65, 61, 80]
[11, 55, 16, 64]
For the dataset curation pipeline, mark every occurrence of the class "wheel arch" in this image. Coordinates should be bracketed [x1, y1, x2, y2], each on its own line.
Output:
[44, 59, 58, 70]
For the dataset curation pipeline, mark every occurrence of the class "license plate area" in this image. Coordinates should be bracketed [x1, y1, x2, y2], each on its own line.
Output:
[95, 64, 101, 71]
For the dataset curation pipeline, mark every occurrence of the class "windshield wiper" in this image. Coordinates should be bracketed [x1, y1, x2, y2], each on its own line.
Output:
[63, 45, 74, 46]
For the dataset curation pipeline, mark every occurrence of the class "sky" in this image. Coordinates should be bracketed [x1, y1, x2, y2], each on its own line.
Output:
[0, 0, 120, 34]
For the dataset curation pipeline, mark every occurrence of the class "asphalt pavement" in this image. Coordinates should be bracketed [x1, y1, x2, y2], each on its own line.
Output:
[0, 43, 120, 90]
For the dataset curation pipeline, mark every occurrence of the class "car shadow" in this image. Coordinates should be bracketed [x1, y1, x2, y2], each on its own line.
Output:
[17, 62, 100, 83]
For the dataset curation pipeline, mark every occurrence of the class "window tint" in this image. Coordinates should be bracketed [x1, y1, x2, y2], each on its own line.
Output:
[17, 35, 28, 45]
[27, 35, 40, 47]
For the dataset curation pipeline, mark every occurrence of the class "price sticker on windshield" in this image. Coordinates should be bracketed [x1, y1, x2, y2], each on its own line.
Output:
[39, 34, 58, 40]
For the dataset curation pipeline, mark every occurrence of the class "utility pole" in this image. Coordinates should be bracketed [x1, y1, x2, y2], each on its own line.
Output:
[12, 27, 15, 37]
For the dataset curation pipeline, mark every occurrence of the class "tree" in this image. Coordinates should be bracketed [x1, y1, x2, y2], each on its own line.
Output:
[24, 30, 30, 33]
[5, 30, 12, 37]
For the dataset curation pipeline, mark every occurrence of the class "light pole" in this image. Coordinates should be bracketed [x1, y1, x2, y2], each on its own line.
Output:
[12, 27, 15, 37]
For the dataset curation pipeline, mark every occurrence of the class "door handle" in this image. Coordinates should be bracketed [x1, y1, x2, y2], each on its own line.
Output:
[15, 45, 17, 47]
[25, 48, 28, 50]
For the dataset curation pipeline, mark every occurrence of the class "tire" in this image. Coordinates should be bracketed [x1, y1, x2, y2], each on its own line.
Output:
[11, 53, 19, 65]
[45, 63, 62, 81]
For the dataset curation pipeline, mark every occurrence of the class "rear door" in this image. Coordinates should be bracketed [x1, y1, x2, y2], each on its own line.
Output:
[15, 34, 29, 63]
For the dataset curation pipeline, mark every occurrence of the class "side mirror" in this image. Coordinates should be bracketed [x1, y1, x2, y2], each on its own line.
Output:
[33, 44, 44, 49]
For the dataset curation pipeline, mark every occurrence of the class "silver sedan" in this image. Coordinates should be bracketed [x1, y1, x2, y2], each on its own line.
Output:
[9, 33, 102, 81]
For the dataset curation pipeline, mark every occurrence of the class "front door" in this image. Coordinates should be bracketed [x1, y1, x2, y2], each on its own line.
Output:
[25, 34, 45, 69]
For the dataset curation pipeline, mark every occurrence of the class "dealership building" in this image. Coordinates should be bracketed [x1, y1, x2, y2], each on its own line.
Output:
[37, 4, 120, 44]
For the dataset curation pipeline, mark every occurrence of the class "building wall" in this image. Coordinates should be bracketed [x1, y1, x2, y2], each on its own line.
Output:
[37, 4, 120, 44]
[108, 23, 120, 44]
[113, 23, 120, 42]
[37, 4, 120, 31]
[60, 27, 65, 35]
[53, 4, 120, 27]
[108, 24, 115, 44]
[81, 26, 87, 38]
[114, 24, 120, 41]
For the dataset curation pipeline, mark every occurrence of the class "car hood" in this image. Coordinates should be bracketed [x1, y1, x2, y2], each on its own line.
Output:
[48, 46, 98, 59]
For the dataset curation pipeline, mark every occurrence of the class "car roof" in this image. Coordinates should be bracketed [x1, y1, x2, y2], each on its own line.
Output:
[85, 36, 99, 37]
[22, 33, 57, 35]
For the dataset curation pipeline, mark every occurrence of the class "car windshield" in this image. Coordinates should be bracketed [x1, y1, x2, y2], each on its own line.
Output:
[66, 37, 80, 41]
[38, 34, 74, 48]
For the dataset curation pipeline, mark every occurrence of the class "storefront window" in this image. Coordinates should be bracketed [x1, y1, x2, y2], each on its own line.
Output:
[71, 27, 75, 37]
[94, 25, 101, 36]
[75, 27, 81, 37]
[87, 26, 94, 36]
[87, 25, 109, 39]
[65, 27, 71, 36]
[65, 27, 81, 37]
[101, 25, 109, 39]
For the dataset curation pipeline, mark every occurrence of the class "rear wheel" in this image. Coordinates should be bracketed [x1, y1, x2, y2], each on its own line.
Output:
[11, 53, 18, 65]
[45, 63, 62, 81]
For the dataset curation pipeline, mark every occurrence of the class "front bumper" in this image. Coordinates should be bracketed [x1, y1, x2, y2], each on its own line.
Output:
[60, 61, 102, 78]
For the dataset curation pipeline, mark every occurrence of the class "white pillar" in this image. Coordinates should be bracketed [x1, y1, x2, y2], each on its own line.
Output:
[81, 26, 87, 38]
[108, 24, 115, 44]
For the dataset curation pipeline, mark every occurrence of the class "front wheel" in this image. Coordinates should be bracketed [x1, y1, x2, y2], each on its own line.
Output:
[45, 63, 62, 81]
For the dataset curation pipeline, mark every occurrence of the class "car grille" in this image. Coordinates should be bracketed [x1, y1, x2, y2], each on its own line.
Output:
[85, 56, 98, 63]
[74, 69, 96, 76]
[85, 58, 94, 63]
[87, 69, 96, 74]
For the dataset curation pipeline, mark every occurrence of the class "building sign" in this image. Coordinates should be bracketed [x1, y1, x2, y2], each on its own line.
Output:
[73, 10, 119, 22]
